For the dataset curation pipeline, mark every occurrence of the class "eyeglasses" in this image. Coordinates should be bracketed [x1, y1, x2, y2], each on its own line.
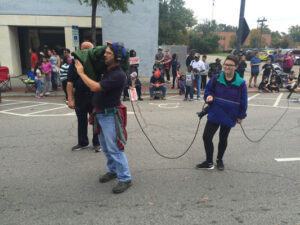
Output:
[223, 64, 236, 67]
[104, 51, 113, 55]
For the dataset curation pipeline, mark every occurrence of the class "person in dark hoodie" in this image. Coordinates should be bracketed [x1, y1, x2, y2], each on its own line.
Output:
[196, 55, 248, 171]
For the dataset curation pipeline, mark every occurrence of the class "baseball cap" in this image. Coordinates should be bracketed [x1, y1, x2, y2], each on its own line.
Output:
[195, 53, 200, 58]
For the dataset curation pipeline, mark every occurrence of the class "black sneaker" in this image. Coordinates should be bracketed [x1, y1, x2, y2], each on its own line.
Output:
[138, 97, 143, 101]
[99, 172, 117, 183]
[93, 145, 102, 153]
[196, 161, 214, 169]
[216, 159, 224, 171]
[112, 181, 132, 194]
[71, 144, 89, 151]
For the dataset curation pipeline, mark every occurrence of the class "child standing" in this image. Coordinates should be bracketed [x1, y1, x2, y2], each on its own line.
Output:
[34, 62, 44, 98]
[184, 68, 195, 101]
[59, 56, 70, 102]
[262, 58, 273, 81]
[41, 56, 52, 96]
[171, 53, 180, 89]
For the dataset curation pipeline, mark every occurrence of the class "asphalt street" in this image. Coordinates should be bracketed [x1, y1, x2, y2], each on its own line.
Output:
[0, 94, 299, 225]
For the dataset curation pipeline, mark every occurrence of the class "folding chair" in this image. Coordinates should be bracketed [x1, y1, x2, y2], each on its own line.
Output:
[0, 66, 12, 91]
[20, 72, 36, 93]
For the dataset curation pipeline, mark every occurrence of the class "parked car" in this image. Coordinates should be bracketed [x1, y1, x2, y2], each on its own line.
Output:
[281, 49, 293, 55]
[245, 48, 258, 60]
[292, 50, 300, 65]
[259, 50, 275, 61]
[230, 48, 248, 56]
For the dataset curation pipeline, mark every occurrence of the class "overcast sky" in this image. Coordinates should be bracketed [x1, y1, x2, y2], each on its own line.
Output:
[184, 0, 299, 33]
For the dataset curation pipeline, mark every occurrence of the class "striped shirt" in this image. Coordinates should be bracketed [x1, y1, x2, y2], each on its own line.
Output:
[59, 63, 69, 81]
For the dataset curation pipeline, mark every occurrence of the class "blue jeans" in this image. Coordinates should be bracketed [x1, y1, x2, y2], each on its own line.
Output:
[35, 79, 43, 94]
[195, 75, 202, 98]
[96, 113, 131, 182]
[185, 85, 194, 99]
[149, 85, 166, 97]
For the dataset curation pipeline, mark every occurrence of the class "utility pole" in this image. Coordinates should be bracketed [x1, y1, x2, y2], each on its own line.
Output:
[257, 17, 267, 48]
[236, 0, 246, 53]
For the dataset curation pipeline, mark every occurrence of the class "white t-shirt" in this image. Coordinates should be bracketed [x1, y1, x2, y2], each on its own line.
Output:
[190, 60, 205, 75]
[35, 69, 43, 81]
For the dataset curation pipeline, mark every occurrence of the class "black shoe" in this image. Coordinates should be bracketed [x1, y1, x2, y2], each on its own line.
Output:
[93, 145, 102, 153]
[112, 181, 132, 194]
[99, 172, 117, 183]
[71, 144, 89, 151]
[196, 161, 214, 169]
[138, 97, 143, 101]
[216, 159, 224, 171]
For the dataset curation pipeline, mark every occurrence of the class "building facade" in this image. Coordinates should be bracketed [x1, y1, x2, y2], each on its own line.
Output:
[216, 32, 272, 51]
[0, 0, 159, 76]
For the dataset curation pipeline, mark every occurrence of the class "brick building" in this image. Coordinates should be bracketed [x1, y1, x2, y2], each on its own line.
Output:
[216, 32, 272, 50]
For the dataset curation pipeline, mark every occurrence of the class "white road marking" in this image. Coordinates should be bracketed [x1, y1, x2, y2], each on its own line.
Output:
[248, 104, 300, 110]
[167, 95, 180, 99]
[0, 102, 28, 107]
[273, 93, 283, 107]
[1, 103, 48, 112]
[248, 94, 260, 101]
[25, 106, 68, 115]
[274, 158, 300, 162]
[0, 111, 25, 116]
[158, 103, 180, 109]
[2, 99, 66, 106]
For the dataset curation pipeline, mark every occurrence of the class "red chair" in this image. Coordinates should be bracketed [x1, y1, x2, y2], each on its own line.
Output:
[0, 66, 12, 91]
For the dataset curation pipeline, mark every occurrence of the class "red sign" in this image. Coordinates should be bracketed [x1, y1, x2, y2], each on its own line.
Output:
[128, 88, 138, 101]
[130, 57, 140, 65]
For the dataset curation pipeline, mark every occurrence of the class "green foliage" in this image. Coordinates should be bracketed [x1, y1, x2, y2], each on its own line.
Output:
[271, 31, 281, 39]
[194, 20, 217, 35]
[159, 0, 196, 45]
[78, 0, 135, 45]
[289, 25, 300, 42]
[248, 29, 261, 48]
[217, 23, 237, 32]
[271, 37, 290, 49]
[79, 0, 134, 13]
[188, 31, 219, 54]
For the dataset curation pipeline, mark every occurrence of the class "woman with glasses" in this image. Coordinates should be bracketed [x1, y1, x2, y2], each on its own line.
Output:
[196, 55, 248, 170]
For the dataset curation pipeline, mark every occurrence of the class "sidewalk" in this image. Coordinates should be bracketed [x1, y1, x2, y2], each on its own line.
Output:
[1, 75, 288, 97]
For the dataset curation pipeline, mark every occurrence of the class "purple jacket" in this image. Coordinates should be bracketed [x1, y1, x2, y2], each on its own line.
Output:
[204, 72, 248, 127]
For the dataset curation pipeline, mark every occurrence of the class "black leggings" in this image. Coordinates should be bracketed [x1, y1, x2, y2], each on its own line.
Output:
[202, 121, 231, 163]
[172, 71, 177, 88]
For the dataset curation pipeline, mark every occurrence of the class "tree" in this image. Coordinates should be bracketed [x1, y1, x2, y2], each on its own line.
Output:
[217, 23, 237, 32]
[159, 0, 196, 45]
[271, 31, 281, 39]
[289, 25, 300, 42]
[188, 31, 219, 53]
[79, 0, 134, 45]
[194, 20, 217, 35]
